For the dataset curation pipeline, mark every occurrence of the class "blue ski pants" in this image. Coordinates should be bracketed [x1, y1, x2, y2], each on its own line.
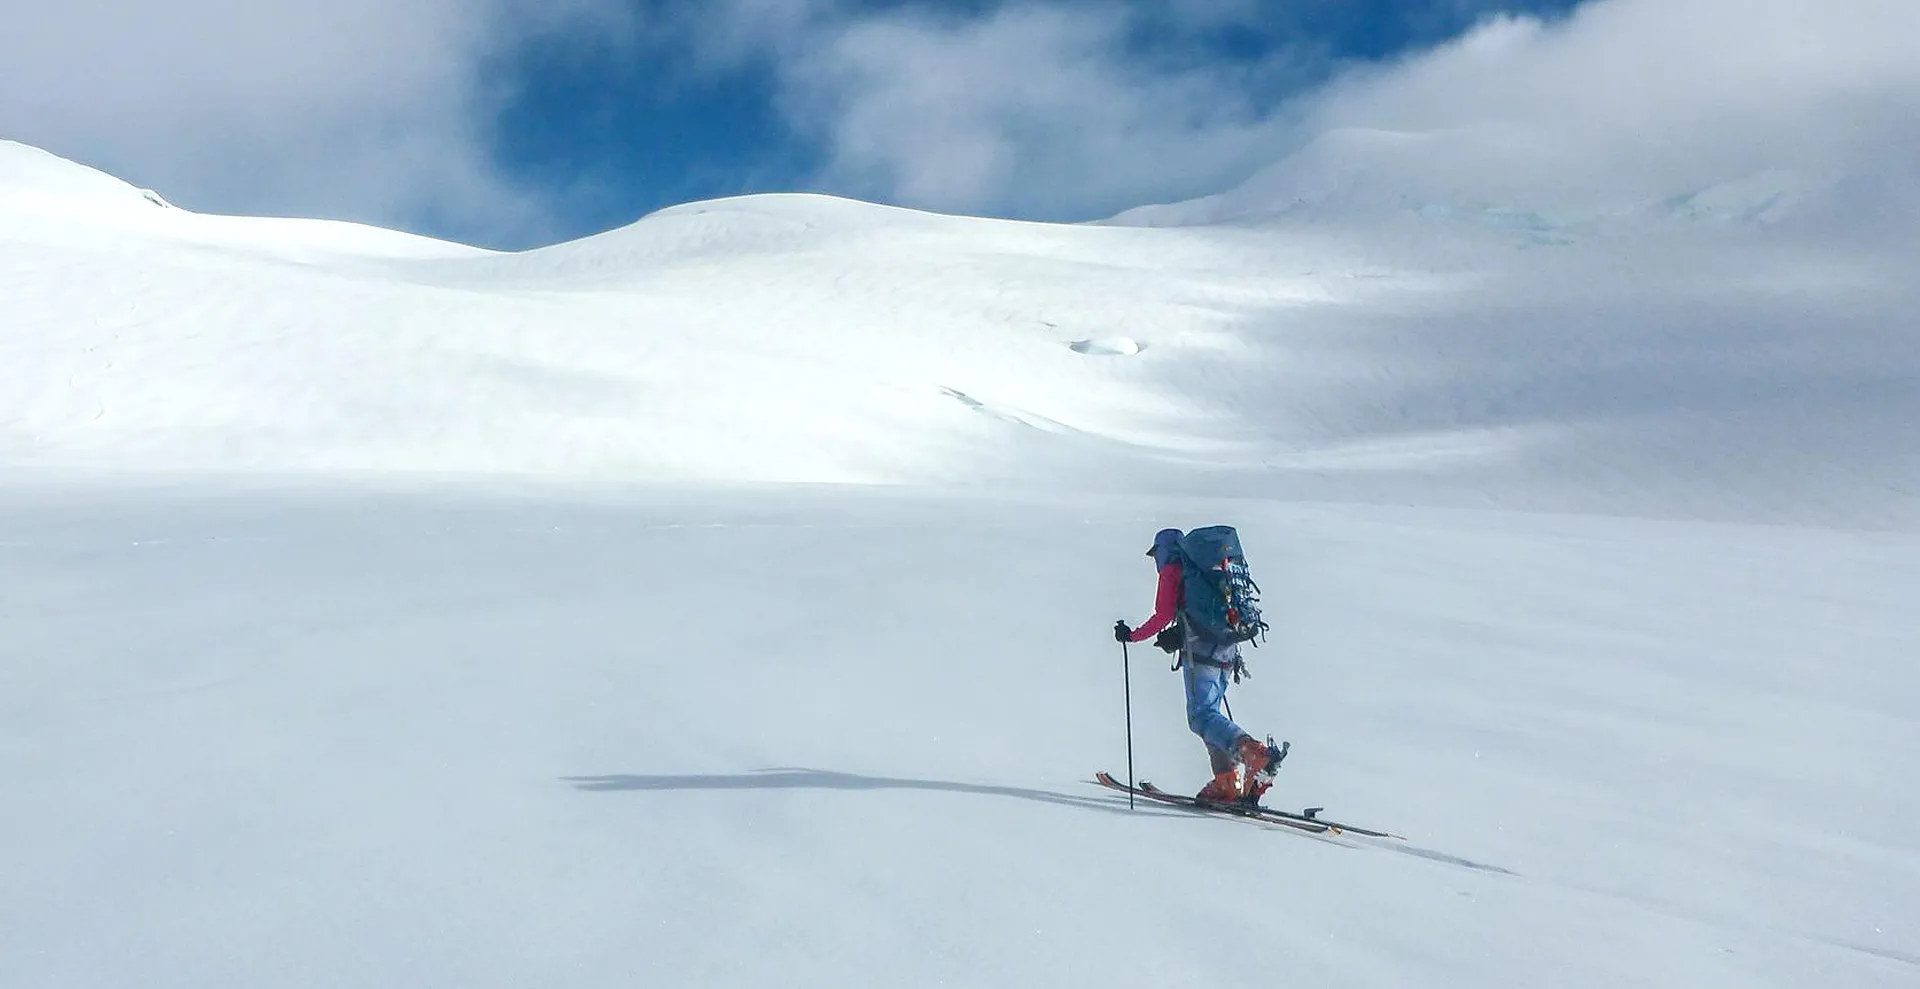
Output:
[1183, 659, 1246, 755]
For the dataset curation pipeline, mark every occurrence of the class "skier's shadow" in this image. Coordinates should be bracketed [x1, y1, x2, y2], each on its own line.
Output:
[563, 767, 1183, 819]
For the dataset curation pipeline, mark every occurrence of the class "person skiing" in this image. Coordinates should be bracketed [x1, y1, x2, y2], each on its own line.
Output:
[1114, 527, 1284, 805]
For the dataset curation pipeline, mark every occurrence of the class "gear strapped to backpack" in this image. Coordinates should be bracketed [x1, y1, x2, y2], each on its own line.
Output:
[1174, 525, 1269, 649]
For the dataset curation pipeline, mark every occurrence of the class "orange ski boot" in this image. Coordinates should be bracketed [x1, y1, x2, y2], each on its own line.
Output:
[1195, 769, 1242, 804]
[1233, 736, 1289, 806]
[1234, 735, 1275, 776]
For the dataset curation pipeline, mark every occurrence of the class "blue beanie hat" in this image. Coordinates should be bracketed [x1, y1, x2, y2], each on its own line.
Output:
[1147, 528, 1183, 567]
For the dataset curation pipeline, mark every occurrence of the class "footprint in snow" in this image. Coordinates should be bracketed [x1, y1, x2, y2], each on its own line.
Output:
[1069, 336, 1142, 357]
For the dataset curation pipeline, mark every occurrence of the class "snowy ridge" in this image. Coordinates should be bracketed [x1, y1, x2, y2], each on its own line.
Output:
[0, 140, 484, 260]
[1111, 127, 1876, 241]
[0, 140, 160, 215]
[5, 141, 1916, 524]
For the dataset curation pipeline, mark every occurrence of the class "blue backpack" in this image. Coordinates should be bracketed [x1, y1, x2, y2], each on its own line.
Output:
[1176, 526, 1268, 646]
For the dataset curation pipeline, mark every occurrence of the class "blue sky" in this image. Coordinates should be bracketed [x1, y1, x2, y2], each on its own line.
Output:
[5, 0, 1914, 250]
[485, 0, 1587, 245]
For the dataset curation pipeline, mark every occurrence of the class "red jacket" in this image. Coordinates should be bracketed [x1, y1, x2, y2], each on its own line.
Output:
[1128, 562, 1183, 643]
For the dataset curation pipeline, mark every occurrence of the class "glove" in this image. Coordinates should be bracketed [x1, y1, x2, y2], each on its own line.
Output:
[1113, 620, 1133, 643]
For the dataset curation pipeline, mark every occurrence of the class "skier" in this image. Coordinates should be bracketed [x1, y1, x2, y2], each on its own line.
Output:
[1115, 527, 1284, 804]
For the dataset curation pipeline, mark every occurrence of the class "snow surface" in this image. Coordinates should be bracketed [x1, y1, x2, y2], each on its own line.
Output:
[3, 138, 1918, 988]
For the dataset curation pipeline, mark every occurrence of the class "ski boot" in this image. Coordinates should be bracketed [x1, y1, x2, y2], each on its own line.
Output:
[1195, 769, 1242, 804]
[1233, 736, 1289, 806]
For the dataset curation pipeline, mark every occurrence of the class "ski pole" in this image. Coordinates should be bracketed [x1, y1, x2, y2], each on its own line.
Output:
[1121, 638, 1136, 809]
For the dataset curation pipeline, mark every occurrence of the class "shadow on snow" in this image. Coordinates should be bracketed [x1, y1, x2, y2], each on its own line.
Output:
[562, 767, 1181, 820]
[564, 768, 1523, 876]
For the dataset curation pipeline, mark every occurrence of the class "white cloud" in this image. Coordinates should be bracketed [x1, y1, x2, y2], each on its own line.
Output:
[690, 0, 1317, 220]
[787, 5, 1270, 214]
[699, 0, 1920, 226]
[1285, 0, 1920, 211]
[0, 0, 623, 245]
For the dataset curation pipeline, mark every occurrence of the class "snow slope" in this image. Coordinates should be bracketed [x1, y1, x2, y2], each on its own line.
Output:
[2, 140, 1917, 988]
[6, 139, 1915, 522]
[3, 487, 1916, 989]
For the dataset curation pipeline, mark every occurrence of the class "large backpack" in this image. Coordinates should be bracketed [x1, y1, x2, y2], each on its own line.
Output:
[1175, 526, 1269, 646]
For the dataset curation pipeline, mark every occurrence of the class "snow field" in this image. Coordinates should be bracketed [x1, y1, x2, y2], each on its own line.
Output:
[1, 486, 1915, 988]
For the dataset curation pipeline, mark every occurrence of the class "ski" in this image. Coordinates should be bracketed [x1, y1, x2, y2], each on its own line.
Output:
[1094, 772, 1330, 834]
[1141, 782, 1403, 840]
[1251, 806, 1401, 840]
[1094, 771, 1404, 840]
